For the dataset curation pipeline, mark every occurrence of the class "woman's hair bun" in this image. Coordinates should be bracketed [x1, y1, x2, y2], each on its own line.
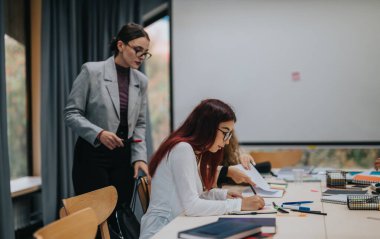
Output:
[109, 37, 118, 52]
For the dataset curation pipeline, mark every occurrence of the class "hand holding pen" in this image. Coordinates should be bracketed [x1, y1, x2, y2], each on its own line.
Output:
[241, 195, 265, 211]
[98, 130, 124, 150]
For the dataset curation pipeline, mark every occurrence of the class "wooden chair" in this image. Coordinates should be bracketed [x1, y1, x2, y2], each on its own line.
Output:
[61, 186, 118, 239]
[137, 176, 151, 213]
[34, 208, 97, 239]
[250, 150, 303, 168]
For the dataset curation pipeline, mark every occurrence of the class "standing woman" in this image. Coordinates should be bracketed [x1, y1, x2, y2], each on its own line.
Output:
[64, 23, 151, 214]
[140, 99, 264, 239]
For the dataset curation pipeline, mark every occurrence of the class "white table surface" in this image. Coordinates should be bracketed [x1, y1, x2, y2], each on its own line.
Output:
[152, 182, 379, 239]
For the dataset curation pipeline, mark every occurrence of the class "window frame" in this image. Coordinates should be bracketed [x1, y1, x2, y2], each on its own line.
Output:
[4, 0, 34, 179]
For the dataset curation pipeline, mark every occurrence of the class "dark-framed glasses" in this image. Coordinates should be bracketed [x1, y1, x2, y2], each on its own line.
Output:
[217, 128, 233, 142]
[127, 43, 152, 60]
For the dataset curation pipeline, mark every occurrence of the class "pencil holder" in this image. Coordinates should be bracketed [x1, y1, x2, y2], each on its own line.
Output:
[326, 170, 347, 188]
[347, 195, 380, 210]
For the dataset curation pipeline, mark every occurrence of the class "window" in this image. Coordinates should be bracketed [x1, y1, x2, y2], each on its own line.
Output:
[4, 0, 31, 179]
[145, 16, 170, 150]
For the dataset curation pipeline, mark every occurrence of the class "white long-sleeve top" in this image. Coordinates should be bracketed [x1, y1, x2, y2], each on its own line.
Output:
[140, 142, 242, 239]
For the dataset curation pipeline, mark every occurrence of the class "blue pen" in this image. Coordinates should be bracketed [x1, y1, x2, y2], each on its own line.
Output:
[282, 201, 313, 205]
[282, 205, 311, 211]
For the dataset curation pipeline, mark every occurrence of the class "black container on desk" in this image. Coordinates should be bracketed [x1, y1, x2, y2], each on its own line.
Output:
[326, 170, 347, 188]
[347, 195, 380, 210]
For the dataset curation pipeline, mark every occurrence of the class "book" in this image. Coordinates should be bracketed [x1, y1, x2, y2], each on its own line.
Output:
[322, 189, 368, 195]
[178, 220, 261, 239]
[321, 194, 348, 205]
[218, 217, 276, 234]
[352, 171, 380, 185]
[269, 183, 287, 190]
[244, 232, 273, 239]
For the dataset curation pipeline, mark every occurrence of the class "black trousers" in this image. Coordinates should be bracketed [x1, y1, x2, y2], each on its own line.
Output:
[72, 136, 134, 207]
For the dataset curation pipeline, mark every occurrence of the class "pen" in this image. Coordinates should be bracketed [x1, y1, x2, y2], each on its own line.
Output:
[282, 201, 314, 205]
[282, 205, 310, 211]
[229, 212, 277, 215]
[132, 139, 143, 143]
[291, 209, 327, 216]
[272, 202, 289, 214]
[249, 185, 257, 195]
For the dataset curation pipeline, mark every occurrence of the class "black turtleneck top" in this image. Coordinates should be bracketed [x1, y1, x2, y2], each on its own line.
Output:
[115, 63, 130, 128]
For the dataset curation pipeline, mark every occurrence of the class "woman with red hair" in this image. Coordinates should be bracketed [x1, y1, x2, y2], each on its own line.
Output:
[140, 99, 264, 239]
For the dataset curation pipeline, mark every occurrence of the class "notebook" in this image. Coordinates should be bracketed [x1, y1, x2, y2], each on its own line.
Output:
[218, 217, 276, 234]
[321, 194, 348, 205]
[352, 171, 380, 185]
[178, 220, 261, 239]
[322, 189, 368, 195]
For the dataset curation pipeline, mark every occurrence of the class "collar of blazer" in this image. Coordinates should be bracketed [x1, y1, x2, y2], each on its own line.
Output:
[104, 56, 140, 87]
[104, 56, 141, 120]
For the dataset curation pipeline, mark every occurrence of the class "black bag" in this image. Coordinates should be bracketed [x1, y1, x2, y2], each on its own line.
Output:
[110, 177, 141, 239]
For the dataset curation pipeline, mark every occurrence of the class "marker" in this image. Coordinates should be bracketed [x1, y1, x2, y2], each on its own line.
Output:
[272, 202, 289, 214]
[132, 139, 143, 143]
[282, 201, 313, 205]
[291, 209, 327, 216]
[282, 205, 310, 211]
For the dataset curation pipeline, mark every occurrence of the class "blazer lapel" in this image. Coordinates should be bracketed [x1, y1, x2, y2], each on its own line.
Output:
[104, 57, 120, 119]
[128, 70, 140, 120]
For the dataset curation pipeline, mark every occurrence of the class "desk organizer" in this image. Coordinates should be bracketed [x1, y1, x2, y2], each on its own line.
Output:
[326, 170, 347, 188]
[347, 195, 379, 210]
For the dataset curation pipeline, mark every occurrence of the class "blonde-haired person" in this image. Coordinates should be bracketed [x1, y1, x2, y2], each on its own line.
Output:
[216, 132, 257, 187]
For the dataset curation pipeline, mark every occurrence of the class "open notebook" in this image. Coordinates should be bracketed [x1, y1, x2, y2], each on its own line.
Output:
[352, 171, 380, 185]
[321, 194, 348, 205]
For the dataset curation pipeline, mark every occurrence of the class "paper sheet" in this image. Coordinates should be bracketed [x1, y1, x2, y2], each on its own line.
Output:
[235, 164, 284, 198]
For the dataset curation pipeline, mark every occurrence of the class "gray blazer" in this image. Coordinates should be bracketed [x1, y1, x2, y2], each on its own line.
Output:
[64, 56, 147, 163]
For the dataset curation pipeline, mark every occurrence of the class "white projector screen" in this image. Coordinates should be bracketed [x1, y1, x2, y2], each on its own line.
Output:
[171, 0, 380, 144]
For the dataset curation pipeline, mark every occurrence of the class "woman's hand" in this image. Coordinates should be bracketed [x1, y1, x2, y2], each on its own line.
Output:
[241, 195, 265, 211]
[227, 166, 256, 186]
[239, 153, 256, 170]
[375, 158, 380, 171]
[134, 161, 151, 182]
[99, 131, 124, 150]
[227, 190, 243, 199]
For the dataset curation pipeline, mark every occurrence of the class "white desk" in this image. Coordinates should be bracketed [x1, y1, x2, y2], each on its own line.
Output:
[152, 182, 379, 239]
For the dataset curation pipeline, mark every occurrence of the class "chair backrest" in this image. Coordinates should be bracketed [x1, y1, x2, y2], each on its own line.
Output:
[59, 207, 67, 218]
[137, 176, 151, 214]
[34, 208, 97, 239]
[250, 150, 303, 168]
[61, 186, 118, 239]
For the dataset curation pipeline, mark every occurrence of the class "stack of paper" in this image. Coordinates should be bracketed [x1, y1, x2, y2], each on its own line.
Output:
[321, 194, 348, 205]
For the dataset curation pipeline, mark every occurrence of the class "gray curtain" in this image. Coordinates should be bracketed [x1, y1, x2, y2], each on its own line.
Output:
[40, 0, 150, 224]
[0, 0, 15, 238]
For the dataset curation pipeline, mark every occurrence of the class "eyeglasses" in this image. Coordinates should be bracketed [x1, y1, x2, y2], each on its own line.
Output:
[217, 128, 233, 142]
[127, 43, 152, 60]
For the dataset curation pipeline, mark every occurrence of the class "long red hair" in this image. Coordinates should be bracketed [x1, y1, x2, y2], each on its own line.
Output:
[149, 99, 236, 190]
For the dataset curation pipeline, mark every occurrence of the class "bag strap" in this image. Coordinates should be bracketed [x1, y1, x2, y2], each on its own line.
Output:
[130, 176, 141, 213]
